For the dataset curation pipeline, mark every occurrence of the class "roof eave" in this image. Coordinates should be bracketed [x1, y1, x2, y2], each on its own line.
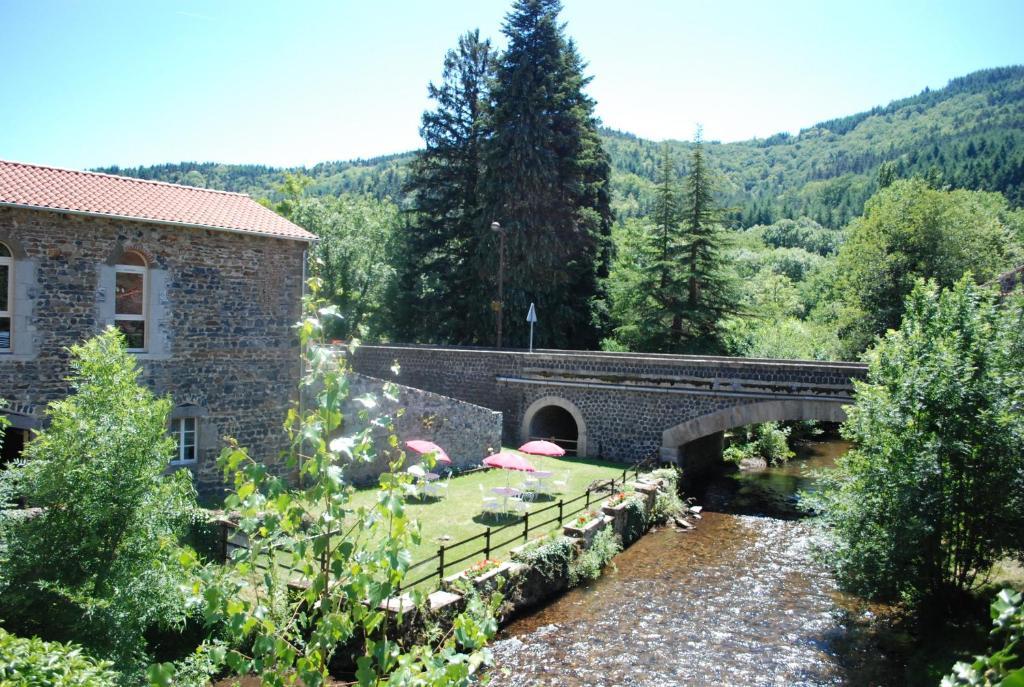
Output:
[0, 201, 316, 243]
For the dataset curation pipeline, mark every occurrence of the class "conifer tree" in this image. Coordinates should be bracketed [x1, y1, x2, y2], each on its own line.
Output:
[397, 30, 494, 343]
[676, 129, 740, 351]
[480, 0, 612, 349]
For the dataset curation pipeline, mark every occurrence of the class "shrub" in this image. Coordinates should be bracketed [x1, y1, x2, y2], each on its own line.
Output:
[804, 279, 1024, 605]
[0, 329, 199, 682]
[621, 498, 648, 546]
[511, 535, 575, 581]
[0, 628, 119, 687]
[569, 528, 621, 586]
[726, 422, 794, 465]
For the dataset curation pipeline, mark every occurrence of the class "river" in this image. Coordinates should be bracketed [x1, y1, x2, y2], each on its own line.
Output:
[489, 440, 897, 687]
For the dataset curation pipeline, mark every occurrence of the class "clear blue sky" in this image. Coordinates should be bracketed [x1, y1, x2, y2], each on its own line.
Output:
[2, 0, 1022, 170]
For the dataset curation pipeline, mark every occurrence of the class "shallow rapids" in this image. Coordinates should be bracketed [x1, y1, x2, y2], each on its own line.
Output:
[489, 440, 892, 686]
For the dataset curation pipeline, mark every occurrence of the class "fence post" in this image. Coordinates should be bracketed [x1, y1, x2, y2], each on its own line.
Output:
[585, 487, 591, 508]
[438, 544, 446, 585]
[523, 512, 530, 543]
[558, 499, 564, 525]
[485, 527, 491, 559]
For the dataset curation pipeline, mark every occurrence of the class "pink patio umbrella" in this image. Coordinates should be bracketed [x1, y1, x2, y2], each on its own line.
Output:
[483, 451, 536, 472]
[405, 439, 452, 465]
[483, 451, 536, 489]
[518, 440, 566, 457]
[483, 450, 540, 495]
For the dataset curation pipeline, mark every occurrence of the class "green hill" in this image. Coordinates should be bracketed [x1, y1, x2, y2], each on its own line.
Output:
[95, 65, 1024, 229]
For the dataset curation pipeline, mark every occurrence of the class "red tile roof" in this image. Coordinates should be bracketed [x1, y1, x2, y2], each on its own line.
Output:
[0, 160, 315, 242]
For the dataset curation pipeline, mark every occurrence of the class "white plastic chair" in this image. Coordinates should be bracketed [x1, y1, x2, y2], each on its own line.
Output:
[507, 496, 530, 516]
[551, 472, 569, 493]
[479, 485, 500, 514]
[424, 474, 450, 499]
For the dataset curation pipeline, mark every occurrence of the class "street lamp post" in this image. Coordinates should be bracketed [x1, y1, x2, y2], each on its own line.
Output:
[491, 221, 505, 349]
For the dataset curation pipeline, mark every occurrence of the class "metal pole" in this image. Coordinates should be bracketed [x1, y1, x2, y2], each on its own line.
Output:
[529, 320, 534, 353]
[492, 221, 504, 349]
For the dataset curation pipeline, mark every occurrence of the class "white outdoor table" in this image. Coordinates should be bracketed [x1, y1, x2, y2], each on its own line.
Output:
[491, 486, 521, 512]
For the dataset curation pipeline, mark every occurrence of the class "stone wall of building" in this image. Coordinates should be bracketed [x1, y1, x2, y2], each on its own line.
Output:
[350, 344, 867, 463]
[340, 373, 502, 485]
[0, 206, 306, 491]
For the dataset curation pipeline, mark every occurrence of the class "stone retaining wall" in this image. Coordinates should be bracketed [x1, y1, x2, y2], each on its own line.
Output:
[341, 373, 502, 484]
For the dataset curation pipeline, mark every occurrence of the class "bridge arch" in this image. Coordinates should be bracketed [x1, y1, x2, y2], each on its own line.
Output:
[521, 396, 588, 457]
[661, 399, 848, 457]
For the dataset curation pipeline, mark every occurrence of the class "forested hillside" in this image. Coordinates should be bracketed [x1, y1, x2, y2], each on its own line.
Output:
[96, 65, 1024, 229]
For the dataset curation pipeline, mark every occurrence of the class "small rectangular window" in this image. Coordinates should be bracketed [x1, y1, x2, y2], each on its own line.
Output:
[114, 265, 146, 351]
[171, 417, 197, 464]
[0, 255, 11, 351]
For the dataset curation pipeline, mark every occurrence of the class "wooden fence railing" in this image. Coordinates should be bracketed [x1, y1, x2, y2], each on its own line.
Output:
[215, 456, 664, 592]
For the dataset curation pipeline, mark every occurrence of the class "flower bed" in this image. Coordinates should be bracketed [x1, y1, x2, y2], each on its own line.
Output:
[563, 510, 609, 546]
[442, 558, 518, 595]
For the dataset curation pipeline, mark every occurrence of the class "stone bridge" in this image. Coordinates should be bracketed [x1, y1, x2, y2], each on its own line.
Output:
[350, 345, 867, 474]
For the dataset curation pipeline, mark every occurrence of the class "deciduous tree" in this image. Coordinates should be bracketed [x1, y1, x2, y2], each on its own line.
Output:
[804, 279, 1024, 606]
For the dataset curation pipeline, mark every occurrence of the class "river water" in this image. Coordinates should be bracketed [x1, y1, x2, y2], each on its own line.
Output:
[489, 440, 895, 687]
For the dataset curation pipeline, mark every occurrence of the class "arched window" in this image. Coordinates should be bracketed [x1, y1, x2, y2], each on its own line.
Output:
[0, 242, 12, 351]
[115, 250, 147, 351]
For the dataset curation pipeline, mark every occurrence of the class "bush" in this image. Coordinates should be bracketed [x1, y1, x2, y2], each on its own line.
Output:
[0, 628, 119, 687]
[725, 422, 795, 466]
[569, 528, 621, 586]
[804, 280, 1024, 605]
[0, 329, 199, 682]
[511, 535, 575, 581]
[621, 498, 648, 546]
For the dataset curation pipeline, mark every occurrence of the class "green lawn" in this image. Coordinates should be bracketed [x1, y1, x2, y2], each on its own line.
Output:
[345, 452, 633, 588]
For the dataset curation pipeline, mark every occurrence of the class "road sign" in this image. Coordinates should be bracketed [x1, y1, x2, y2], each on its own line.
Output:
[526, 302, 537, 352]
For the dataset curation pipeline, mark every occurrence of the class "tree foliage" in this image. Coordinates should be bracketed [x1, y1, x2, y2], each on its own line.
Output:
[397, 30, 495, 344]
[804, 279, 1024, 605]
[0, 328, 198, 681]
[274, 174, 402, 340]
[605, 146, 690, 352]
[480, 0, 613, 349]
[673, 131, 741, 352]
[824, 178, 1023, 355]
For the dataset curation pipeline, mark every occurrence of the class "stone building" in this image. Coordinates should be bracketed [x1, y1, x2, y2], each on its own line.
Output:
[0, 160, 314, 490]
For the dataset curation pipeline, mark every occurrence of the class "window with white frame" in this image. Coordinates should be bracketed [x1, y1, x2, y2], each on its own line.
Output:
[0, 243, 12, 351]
[114, 250, 147, 351]
[171, 417, 197, 464]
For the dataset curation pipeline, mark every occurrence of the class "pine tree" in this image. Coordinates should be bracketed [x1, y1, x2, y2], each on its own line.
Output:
[676, 129, 740, 351]
[479, 0, 612, 349]
[397, 30, 495, 343]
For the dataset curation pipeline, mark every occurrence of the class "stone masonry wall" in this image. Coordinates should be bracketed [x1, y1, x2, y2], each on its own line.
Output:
[0, 207, 306, 491]
[340, 373, 502, 485]
[351, 344, 867, 463]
